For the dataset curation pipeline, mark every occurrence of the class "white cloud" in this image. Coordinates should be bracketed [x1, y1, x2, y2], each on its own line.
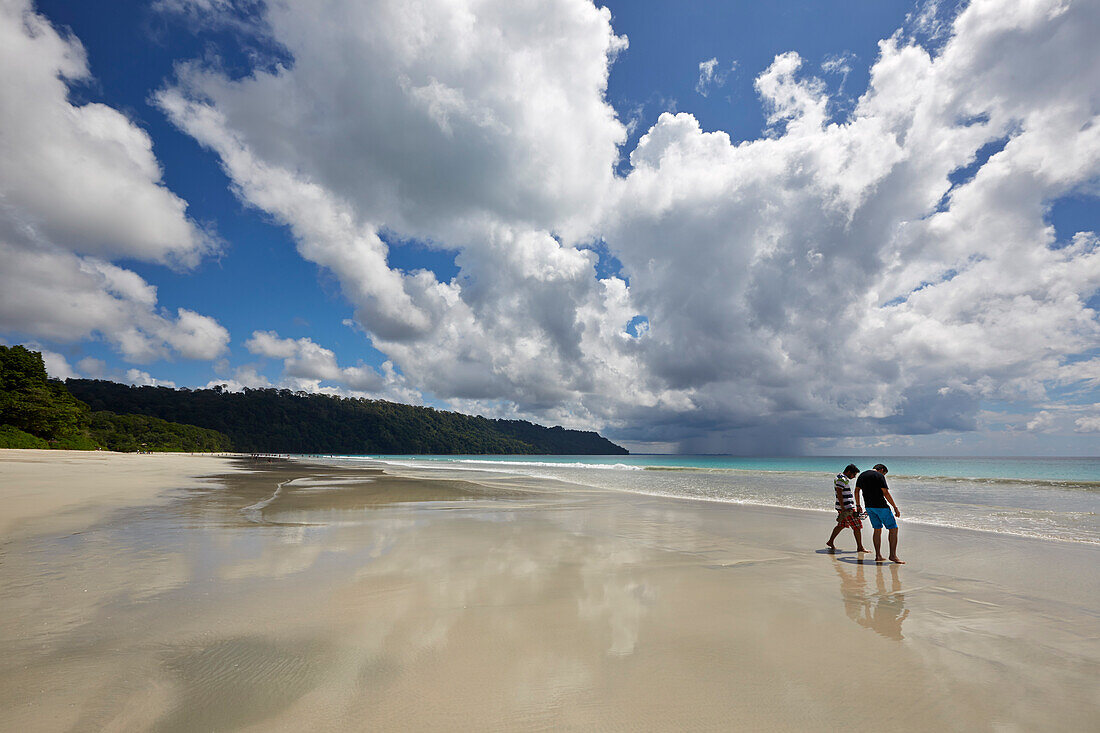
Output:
[245, 330, 299, 360]
[153, 0, 236, 13]
[162, 309, 231, 360]
[0, 0, 228, 363]
[0, 244, 230, 362]
[695, 57, 735, 97]
[205, 366, 273, 393]
[38, 348, 78, 380]
[1026, 411, 1056, 432]
[125, 369, 176, 388]
[601, 0, 1100, 448]
[821, 52, 855, 78]
[1074, 416, 1100, 433]
[0, 0, 211, 265]
[907, 0, 956, 44]
[158, 0, 626, 246]
[245, 330, 421, 403]
[159, 0, 1100, 450]
[753, 51, 828, 132]
[821, 51, 857, 96]
[77, 357, 108, 378]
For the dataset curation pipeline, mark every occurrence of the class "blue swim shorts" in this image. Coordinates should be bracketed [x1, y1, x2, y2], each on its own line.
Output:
[865, 506, 897, 530]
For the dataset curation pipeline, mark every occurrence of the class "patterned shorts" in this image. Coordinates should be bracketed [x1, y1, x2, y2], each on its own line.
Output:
[836, 511, 862, 530]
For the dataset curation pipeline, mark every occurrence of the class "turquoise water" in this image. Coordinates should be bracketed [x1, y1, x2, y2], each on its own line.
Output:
[306, 454, 1100, 544]
[352, 454, 1100, 482]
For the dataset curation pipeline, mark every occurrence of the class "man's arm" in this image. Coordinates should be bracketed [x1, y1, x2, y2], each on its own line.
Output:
[882, 487, 901, 517]
[854, 483, 863, 513]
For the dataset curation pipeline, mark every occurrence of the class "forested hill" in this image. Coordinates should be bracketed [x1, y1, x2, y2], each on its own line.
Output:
[65, 379, 629, 455]
[0, 345, 232, 452]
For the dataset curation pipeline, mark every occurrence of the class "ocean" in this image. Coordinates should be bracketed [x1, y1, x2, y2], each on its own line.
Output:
[304, 455, 1100, 545]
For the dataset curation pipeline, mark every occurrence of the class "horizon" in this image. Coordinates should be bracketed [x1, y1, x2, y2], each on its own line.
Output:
[51, 369, 1100, 457]
[2, 0, 1098, 457]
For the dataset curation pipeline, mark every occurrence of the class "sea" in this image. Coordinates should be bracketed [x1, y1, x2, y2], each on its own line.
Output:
[303, 455, 1100, 546]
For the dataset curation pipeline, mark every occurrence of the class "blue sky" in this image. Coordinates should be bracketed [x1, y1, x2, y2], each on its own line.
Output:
[2, 0, 1098, 455]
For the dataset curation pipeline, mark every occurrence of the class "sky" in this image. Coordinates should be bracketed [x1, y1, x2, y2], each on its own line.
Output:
[1, 0, 1099, 456]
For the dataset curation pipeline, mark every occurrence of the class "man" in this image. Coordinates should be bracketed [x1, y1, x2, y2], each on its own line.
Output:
[855, 464, 904, 564]
[826, 463, 868, 552]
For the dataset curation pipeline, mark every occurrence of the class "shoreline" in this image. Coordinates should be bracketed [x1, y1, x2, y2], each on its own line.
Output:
[1, 452, 1097, 730]
[298, 453, 1100, 610]
[336, 455, 1100, 547]
[352, 453, 1100, 482]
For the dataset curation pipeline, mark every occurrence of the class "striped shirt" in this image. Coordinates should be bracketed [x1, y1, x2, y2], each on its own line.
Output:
[834, 473, 855, 511]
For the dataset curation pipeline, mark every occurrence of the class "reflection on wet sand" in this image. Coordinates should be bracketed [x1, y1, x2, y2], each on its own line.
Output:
[2, 456, 1097, 731]
[2, 460, 670, 730]
[834, 558, 909, 640]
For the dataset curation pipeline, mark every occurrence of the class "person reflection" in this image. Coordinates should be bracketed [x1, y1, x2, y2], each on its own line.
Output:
[833, 555, 867, 625]
[833, 559, 909, 640]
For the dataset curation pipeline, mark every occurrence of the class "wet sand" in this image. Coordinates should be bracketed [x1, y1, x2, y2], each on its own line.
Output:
[0, 452, 1097, 731]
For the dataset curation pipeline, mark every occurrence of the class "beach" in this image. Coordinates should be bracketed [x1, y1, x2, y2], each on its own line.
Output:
[1, 451, 1097, 731]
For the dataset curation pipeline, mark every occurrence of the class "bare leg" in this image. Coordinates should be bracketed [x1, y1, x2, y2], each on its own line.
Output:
[873, 528, 885, 562]
[888, 528, 904, 563]
[852, 527, 868, 553]
[826, 524, 843, 549]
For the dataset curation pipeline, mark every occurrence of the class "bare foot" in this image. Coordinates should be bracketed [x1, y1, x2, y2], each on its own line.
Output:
[875, 556, 886, 563]
[856, 547, 869, 553]
[825, 542, 835, 550]
[889, 557, 906, 564]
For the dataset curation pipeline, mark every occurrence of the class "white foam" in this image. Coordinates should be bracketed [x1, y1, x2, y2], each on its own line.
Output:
[454, 459, 642, 471]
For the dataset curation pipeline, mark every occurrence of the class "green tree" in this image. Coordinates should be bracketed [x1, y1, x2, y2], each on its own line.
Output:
[0, 425, 49, 448]
[1, 345, 234, 452]
[0, 346, 87, 440]
[65, 379, 628, 455]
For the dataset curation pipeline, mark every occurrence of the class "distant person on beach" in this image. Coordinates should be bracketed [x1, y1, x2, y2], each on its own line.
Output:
[826, 464, 868, 552]
[856, 464, 904, 564]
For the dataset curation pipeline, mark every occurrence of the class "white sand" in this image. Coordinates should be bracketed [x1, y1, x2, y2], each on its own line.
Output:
[0, 454, 1097, 731]
[0, 449, 234, 539]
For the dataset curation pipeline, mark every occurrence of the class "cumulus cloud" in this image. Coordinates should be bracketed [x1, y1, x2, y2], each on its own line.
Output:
[159, 0, 1100, 450]
[244, 330, 421, 403]
[162, 309, 231, 360]
[38, 348, 78, 380]
[77, 357, 108, 378]
[1026, 411, 1056, 432]
[607, 0, 1100, 447]
[126, 369, 176, 388]
[0, 244, 230, 362]
[0, 0, 228, 363]
[1075, 416, 1100, 433]
[204, 365, 273, 393]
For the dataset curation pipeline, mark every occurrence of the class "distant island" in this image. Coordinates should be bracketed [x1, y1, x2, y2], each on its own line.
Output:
[0, 345, 626, 455]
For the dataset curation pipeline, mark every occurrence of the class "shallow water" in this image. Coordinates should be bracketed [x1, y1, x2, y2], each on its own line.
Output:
[352, 454, 1100, 480]
[345, 455, 1100, 544]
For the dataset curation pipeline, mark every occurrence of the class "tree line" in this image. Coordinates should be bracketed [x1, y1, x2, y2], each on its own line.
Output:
[0, 345, 627, 454]
[65, 378, 628, 455]
[0, 345, 232, 452]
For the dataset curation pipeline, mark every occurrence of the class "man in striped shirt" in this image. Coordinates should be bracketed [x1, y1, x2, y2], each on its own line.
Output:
[826, 463, 868, 552]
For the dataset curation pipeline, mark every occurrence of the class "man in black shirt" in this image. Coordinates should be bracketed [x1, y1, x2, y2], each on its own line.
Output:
[855, 464, 904, 563]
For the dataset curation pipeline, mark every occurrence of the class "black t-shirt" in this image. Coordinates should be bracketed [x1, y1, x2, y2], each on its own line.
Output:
[856, 470, 889, 508]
